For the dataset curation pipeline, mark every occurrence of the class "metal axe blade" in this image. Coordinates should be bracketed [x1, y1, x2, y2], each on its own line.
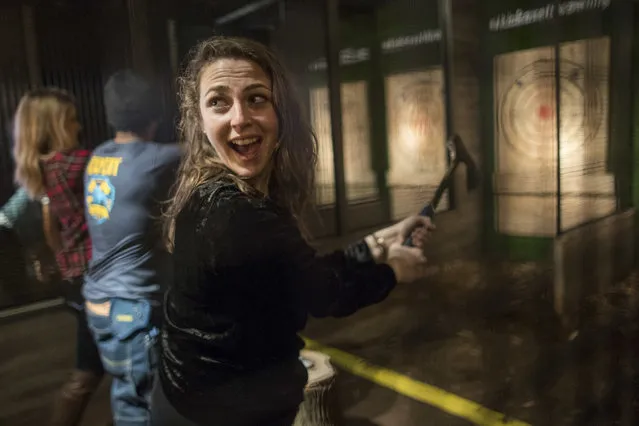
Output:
[450, 134, 481, 193]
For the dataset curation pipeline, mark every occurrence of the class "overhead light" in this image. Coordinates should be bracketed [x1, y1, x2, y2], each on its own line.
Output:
[215, 0, 280, 25]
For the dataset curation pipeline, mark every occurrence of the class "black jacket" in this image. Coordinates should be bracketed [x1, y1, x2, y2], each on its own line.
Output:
[159, 180, 397, 425]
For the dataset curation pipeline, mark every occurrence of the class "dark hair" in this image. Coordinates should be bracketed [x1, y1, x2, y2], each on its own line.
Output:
[103, 70, 161, 135]
[163, 36, 317, 250]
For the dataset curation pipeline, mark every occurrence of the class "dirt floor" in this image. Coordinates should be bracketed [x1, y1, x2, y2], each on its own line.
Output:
[304, 259, 639, 426]
[1, 258, 638, 426]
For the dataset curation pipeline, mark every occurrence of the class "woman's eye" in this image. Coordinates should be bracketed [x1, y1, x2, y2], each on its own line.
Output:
[207, 97, 228, 109]
[249, 94, 268, 104]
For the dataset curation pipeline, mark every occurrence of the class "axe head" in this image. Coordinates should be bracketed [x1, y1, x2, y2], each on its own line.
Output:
[451, 133, 481, 192]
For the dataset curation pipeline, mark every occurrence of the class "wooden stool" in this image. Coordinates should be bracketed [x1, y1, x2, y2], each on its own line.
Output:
[293, 350, 340, 426]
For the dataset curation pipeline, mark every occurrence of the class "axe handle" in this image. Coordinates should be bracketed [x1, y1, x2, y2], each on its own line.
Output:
[403, 160, 459, 247]
[430, 159, 459, 209]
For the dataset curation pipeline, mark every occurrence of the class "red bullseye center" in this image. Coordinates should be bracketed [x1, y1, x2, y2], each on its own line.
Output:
[537, 104, 553, 120]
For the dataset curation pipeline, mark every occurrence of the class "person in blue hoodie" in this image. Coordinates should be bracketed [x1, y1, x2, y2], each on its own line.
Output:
[83, 70, 180, 426]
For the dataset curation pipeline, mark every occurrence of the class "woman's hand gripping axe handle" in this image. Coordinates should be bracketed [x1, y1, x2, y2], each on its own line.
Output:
[403, 134, 480, 247]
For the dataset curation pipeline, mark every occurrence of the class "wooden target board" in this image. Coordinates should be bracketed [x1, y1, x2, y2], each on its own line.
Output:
[384, 69, 448, 220]
[494, 37, 615, 236]
[310, 86, 335, 206]
[310, 82, 377, 206]
[341, 81, 377, 201]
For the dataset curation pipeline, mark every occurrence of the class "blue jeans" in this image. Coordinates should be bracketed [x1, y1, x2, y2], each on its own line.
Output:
[86, 299, 159, 426]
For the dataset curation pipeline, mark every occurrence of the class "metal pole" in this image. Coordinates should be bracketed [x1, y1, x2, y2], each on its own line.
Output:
[554, 0, 562, 235]
[324, 0, 348, 235]
[438, 0, 457, 210]
[438, 0, 455, 138]
[167, 19, 179, 78]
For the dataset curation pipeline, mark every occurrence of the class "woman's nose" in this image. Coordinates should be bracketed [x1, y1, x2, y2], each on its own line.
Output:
[230, 103, 250, 129]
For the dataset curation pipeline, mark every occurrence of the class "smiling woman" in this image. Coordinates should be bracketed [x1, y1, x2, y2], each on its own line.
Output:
[163, 37, 317, 245]
[154, 36, 434, 426]
[198, 58, 279, 186]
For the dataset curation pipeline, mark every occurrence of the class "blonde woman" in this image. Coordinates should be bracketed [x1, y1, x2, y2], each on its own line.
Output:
[13, 88, 105, 426]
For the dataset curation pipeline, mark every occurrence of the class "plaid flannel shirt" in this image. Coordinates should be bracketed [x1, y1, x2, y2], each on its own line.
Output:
[41, 149, 92, 280]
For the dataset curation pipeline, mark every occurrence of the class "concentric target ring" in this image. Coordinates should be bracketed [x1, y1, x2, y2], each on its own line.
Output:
[498, 58, 604, 160]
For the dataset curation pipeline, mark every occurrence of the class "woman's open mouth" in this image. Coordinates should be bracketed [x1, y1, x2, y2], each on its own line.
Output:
[229, 136, 262, 160]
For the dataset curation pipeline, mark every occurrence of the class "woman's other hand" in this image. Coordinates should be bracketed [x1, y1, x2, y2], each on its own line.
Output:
[365, 215, 435, 262]
[395, 215, 435, 248]
[369, 215, 434, 283]
[386, 242, 428, 284]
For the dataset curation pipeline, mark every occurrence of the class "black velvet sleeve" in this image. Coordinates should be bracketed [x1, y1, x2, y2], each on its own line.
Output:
[194, 183, 397, 319]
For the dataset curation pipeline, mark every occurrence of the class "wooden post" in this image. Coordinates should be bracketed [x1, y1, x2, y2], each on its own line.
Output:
[294, 350, 341, 426]
[127, 0, 154, 78]
[21, 5, 40, 88]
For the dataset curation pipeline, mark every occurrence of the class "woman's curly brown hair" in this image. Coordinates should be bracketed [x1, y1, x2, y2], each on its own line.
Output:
[163, 36, 318, 250]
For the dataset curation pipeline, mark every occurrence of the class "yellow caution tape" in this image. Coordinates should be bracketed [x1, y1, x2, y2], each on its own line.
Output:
[303, 337, 532, 426]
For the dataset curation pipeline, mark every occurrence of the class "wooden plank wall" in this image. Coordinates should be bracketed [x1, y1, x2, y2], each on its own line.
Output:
[0, 2, 115, 206]
[35, 3, 110, 151]
[0, 0, 177, 206]
[0, 0, 175, 311]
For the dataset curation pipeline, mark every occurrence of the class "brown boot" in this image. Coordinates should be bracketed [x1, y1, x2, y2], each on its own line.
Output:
[50, 369, 102, 426]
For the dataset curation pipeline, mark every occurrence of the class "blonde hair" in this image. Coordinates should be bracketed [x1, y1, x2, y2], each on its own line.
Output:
[163, 36, 317, 250]
[13, 88, 78, 199]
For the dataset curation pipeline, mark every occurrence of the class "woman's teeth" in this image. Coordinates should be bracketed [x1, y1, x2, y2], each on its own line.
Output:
[230, 137, 261, 156]
[231, 137, 260, 146]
